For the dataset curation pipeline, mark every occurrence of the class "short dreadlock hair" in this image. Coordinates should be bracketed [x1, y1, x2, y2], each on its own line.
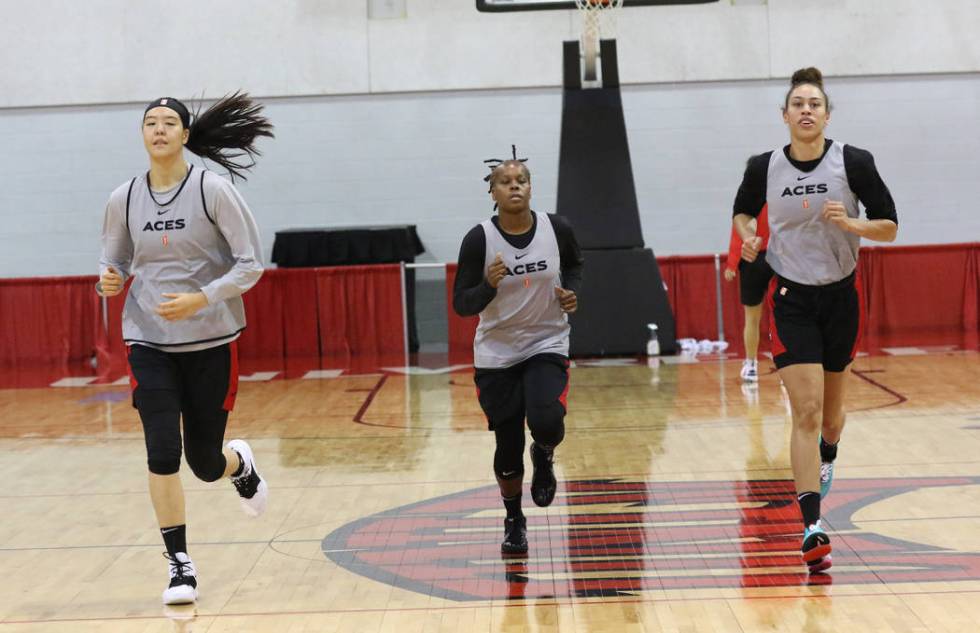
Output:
[483, 145, 529, 210]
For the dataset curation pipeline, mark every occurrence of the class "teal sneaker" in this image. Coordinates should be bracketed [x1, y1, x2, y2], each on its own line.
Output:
[808, 553, 833, 573]
[820, 461, 835, 499]
[802, 520, 832, 573]
[818, 434, 836, 499]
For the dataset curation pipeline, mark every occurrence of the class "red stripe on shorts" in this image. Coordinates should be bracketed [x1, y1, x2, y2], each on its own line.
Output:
[559, 358, 571, 410]
[222, 341, 240, 411]
[765, 277, 787, 358]
[126, 345, 137, 390]
[851, 271, 866, 360]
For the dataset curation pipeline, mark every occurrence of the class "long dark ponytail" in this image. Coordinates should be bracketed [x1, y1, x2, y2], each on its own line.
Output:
[146, 92, 274, 181]
[185, 92, 274, 181]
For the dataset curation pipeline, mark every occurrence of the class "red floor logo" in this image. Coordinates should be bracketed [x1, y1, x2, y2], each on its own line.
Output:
[321, 477, 980, 601]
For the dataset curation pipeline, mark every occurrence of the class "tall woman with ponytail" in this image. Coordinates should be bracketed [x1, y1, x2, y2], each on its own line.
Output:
[98, 93, 273, 604]
[731, 68, 898, 573]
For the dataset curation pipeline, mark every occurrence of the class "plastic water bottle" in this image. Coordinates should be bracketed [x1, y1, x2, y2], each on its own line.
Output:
[646, 323, 661, 378]
[646, 323, 660, 356]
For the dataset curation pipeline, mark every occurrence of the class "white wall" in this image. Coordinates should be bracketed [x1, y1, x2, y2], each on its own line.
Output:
[1, 0, 977, 107]
[0, 0, 977, 278]
[0, 72, 976, 278]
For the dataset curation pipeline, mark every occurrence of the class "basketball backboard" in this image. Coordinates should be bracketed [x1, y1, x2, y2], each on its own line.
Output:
[476, 0, 717, 11]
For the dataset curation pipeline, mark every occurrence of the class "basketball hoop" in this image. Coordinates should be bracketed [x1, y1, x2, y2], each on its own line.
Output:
[574, 0, 623, 82]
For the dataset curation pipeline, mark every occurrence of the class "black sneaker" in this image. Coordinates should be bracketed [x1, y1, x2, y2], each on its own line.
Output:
[530, 443, 557, 507]
[162, 552, 198, 605]
[501, 516, 528, 555]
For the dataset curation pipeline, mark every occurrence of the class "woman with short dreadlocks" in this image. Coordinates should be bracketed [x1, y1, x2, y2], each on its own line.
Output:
[98, 93, 272, 604]
[453, 148, 584, 555]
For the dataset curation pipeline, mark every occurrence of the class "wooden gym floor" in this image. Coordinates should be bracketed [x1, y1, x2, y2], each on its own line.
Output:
[1, 346, 979, 632]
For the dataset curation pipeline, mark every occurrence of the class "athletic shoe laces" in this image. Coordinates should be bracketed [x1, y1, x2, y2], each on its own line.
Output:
[820, 463, 833, 480]
[232, 464, 260, 499]
[164, 553, 196, 587]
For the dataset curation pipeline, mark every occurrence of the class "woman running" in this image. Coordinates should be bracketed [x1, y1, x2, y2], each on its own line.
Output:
[98, 93, 273, 603]
[453, 147, 584, 555]
[732, 68, 897, 572]
[723, 203, 772, 383]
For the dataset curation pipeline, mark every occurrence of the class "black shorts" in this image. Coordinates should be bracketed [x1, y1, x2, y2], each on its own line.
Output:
[128, 342, 240, 413]
[738, 252, 775, 306]
[766, 272, 863, 372]
[473, 353, 569, 431]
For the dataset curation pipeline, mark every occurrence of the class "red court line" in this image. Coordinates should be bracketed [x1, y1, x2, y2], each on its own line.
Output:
[351, 374, 390, 427]
[851, 369, 909, 412]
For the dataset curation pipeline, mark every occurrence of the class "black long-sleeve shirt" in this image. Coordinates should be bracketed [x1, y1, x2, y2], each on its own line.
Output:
[732, 138, 898, 285]
[452, 213, 584, 317]
[733, 139, 898, 222]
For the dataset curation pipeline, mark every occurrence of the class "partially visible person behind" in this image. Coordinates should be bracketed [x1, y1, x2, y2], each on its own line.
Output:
[723, 203, 772, 383]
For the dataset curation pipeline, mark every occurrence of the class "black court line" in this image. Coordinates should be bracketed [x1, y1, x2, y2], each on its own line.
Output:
[6, 586, 980, 626]
[3, 405, 953, 442]
[349, 365, 917, 431]
[9, 457, 980, 501]
[0, 539, 284, 552]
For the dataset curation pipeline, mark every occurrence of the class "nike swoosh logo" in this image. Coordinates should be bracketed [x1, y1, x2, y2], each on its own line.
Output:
[161, 527, 180, 534]
[515, 253, 528, 260]
[501, 470, 517, 477]
[796, 176, 812, 181]
[157, 209, 171, 215]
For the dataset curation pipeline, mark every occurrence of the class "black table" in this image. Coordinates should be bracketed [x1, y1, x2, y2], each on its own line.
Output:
[271, 225, 424, 268]
[271, 225, 426, 352]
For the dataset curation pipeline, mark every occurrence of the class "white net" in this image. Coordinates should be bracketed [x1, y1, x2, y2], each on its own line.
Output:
[574, 0, 624, 82]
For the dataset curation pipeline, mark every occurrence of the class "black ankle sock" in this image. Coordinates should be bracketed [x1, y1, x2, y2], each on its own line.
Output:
[503, 494, 523, 519]
[820, 437, 839, 463]
[797, 492, 821, 527]
[161, 524, 187, 556]
[230, 452, 244, 478]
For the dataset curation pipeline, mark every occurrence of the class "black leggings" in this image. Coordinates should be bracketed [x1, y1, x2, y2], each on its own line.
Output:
[128, 342, 239, 481]
[474, 354, 569, 480]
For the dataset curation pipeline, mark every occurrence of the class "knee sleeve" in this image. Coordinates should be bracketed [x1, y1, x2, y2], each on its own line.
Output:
[182, 409, 230, 483]
[147, 453, 182, 476]
[493, 423, 526, 480]
[136, 389, 182, 475]
[184, 447, 227, 482]
[526, 401, 566, 448]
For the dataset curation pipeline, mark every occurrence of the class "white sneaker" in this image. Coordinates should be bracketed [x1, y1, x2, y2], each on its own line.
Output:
[740, 359, 759, 383]
[740, 383, 760, 405]
[162, 552, 198, 605]
[227, 439, 268, 517]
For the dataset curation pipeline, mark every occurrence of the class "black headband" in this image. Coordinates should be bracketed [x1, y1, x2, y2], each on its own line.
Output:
[144, 97, 191, 128]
